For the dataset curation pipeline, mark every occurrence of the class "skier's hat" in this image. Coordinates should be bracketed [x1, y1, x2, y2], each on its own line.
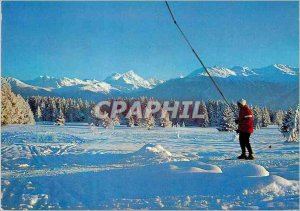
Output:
[237, 99, 246, 106]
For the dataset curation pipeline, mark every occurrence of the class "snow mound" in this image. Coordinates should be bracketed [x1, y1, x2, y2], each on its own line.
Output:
[243, 175, 299, 197]
[130, 144, 188, 163]
[168, 161, 222, 174]
[224, 163, 269, 177]
[134, 144, 172, 158]
[259, 175, 298, 196]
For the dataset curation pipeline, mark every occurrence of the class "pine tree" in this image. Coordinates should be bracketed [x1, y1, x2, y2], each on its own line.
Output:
[207, 101, 218, 126]
[40, 101, 46, 121]
[55, 110, 65, 126]
[253, 106, 262, 129]
[146, 113, 155, 130]
[1, 84, 13, 125]
[127, 115, 135, 127]
[280, 109, 293, 134]
[231, 103, 239, 118]
[217, 106, 237, 132]
[135, 117, 144, 127]
[51, 101, 58, 122]
[113, 114, 121, 126]
[160, 109, 172, 128]
[101, 112, 113, 129]
[1, 83, 35, 125]
[274, 110, 285, 126]
[34, 105, 42, 121]
[197, 101, 209, 127]
[15, 95, 35, 124]
[182, 122, 185, 127]
[280, 106, 299, 142]
[261, 107, 271, 127]
[90, 105, 101, 126]
[287, 105, 299, 142]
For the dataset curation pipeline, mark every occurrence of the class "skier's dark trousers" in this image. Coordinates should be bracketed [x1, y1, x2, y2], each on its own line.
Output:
[236, 99, 254, 160]
[239, 132, 253, 156]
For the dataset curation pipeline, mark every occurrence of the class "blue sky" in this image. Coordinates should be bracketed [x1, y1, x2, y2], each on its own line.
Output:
[2, 1, 299, 80]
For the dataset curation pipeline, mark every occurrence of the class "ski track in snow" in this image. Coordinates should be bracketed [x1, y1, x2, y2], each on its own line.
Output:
[1, 123, 299, 210]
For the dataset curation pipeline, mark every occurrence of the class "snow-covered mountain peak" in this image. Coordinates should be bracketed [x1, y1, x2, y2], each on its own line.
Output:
[104, 70, 156, 91]
[2, 77, 52, 92]
[3, 77, 31, 87]
[231, 66, 257, 76]
[80, 81, 118, 94]
[188, 66, 237, 78]
[147, 78, 165, 86]
[107, 70, 142, 81]
[272, 64, 298, 75]
[209, 66, 237, 78]
[59, 77, 90, 87]
[122, 70, 147, 84]
[187, 64, 298, 80]
[27, 76, 62, 88]
[27, 76, 85, 89]
[20, 70, 163, 95]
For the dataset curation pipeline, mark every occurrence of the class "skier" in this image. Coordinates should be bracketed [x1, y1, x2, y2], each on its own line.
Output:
[235, 99, 254, 160]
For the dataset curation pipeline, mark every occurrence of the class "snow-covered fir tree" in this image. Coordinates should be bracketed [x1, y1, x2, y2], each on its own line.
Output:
[217, 105, 237, 132]
[135, 117, 145, 127]
[197, 101, 209, 127]
[127, 114, 135, 127]
[231, 103, 239, 118]
[101, 112, 114, 129]
[90, 105, 103, 126]
[160, 109, 172, 128]
[274, 110, 285, 126]
[288, 105, 299, 142]
[1, 83, 35, 125]
[113, 114, 121, 126]
[261, 107, 271, 127]
[55, 110, 65, 126]
[39, 101, 46, 121]
[216, 101, 226, 126]
[252, 106, 262, 129]
[280, 106, 299, 142]
[146, 113, 155, 130]
[206, 101, 226, 127]
[280, 109, 294, 134]
[51, 101, 58, 122]
[207, 101, 218, 126]
[34, 105, 42, 121]
[16, 95, 35, 125]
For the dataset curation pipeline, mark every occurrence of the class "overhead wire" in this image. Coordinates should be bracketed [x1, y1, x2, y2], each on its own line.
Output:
[165, 1, 236, 113]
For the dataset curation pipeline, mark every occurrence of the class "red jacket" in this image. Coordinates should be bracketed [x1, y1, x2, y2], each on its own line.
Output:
[238, 105, 254, 133]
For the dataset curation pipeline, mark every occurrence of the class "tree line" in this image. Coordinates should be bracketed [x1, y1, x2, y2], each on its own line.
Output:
[1, 84, 298, 142]
[27, 96, 284, 129]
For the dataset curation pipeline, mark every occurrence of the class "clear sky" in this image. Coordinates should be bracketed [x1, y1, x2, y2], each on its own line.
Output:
[2, 1, 299, 80]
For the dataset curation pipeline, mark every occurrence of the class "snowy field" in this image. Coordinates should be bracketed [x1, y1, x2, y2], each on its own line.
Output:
[1, 123, 299, 210]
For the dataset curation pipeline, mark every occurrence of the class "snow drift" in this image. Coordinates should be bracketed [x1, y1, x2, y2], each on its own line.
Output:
[1, 125, 299, 210]
[129, 144, 189, 163]
[224, 163, 270, 177]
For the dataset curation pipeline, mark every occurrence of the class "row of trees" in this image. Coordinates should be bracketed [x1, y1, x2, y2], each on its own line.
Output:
[2, 90, 298, 142]
[27, 96, 93, 123]
[27, 96, 285, 130]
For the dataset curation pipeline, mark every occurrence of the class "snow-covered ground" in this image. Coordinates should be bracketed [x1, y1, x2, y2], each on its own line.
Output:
[1, 123, 299, 210]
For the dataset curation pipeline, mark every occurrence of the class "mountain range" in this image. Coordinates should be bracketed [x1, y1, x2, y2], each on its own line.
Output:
[2, 64, 299, 109]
